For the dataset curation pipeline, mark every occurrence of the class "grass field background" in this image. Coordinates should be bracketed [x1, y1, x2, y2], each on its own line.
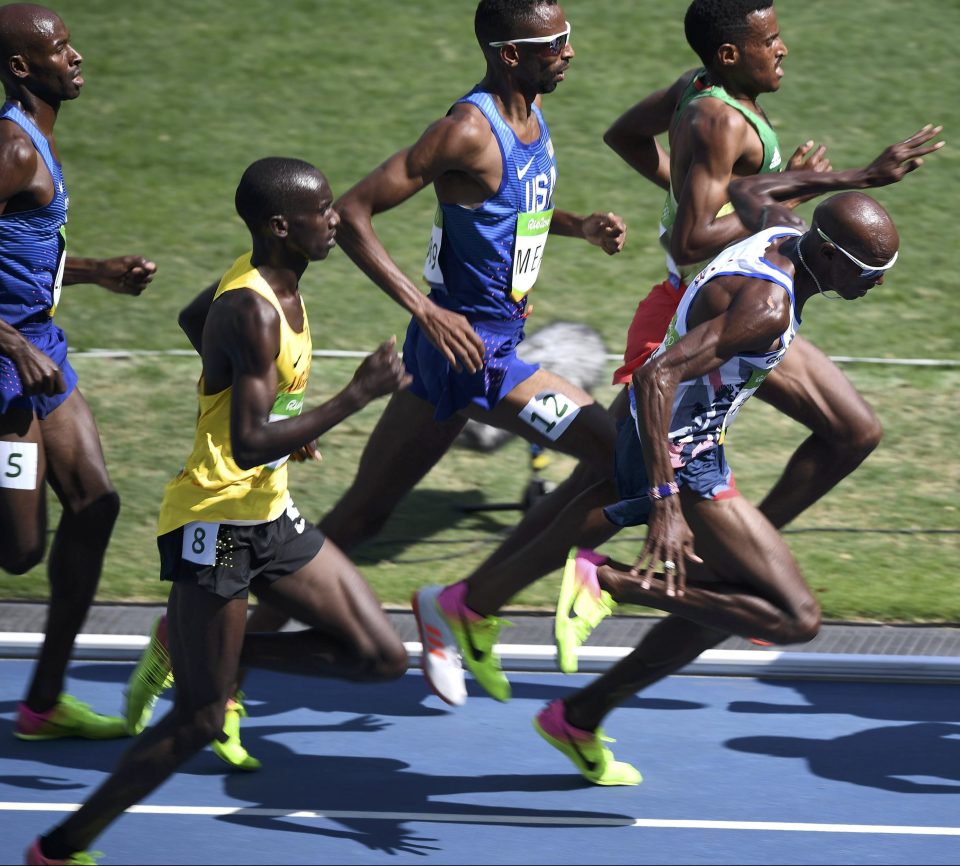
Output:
[3, 0, 958, 620]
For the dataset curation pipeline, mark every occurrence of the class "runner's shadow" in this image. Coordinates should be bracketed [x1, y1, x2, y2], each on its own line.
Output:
[726, 722, 960, 793]
[727, 680, 960, 722]
[219, 726, 633, 856]
[342, 489, 511, 564]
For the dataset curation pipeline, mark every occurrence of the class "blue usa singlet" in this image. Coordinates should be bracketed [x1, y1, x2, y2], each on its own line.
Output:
[0, 102, 69, 327]
[422, 88, 558, 322]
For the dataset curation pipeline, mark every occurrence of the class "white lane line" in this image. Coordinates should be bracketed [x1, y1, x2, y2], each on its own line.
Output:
[2, 803, 959, 835]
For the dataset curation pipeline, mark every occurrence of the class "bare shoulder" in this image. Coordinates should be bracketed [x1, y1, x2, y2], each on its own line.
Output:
[0, 120, 39, 193]
[685, 96, 750, 143]
[435, 101, 496, 163]
[209, 286, 281, 342]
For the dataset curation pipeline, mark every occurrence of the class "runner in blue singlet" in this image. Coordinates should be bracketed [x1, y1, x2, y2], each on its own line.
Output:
[0, 4, 156, 749]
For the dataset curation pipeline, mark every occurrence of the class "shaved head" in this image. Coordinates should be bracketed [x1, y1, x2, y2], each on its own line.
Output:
[813, 192, 899, 266]
[0, 4, 61, 62]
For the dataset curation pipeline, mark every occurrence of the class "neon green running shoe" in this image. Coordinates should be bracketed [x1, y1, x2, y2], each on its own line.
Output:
[555, 547, 618, 674]
[415, 582, 512, 703]
[14, 693, 127, 741]
[533, 699, 641, 787]
[26, 838, 102, 865]
[212, 692, 261, 772]
[124, 614, 174, 734]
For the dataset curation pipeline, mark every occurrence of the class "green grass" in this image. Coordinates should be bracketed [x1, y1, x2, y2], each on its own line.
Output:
[1, 0, 958, 621]
[2, 356, 956, 622]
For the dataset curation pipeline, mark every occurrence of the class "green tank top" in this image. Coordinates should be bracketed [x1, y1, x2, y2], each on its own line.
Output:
[660, 69, 782, 280]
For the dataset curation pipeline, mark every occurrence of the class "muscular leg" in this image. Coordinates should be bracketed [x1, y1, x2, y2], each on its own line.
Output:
[246, 389, 462, 634]
[0, 391, 120, 712]
[244, 538, 407, 681]
[319, 389, 466, 550]
[48, 583, 247, 854]
[756, 336, 882, 528]
[598, 492, 821, 645]
[456, 368, 618, 614]
[564, 616, 728, 732]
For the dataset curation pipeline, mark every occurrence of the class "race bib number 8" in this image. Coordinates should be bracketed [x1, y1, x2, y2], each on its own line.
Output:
[0, 441, 38, 490]
[518, 391, 580, 442]
[181, 521, 220, 566]
[510, 208, 554, 302]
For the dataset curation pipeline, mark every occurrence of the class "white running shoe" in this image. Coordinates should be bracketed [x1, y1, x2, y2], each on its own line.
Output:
[412, 585, 467, 706]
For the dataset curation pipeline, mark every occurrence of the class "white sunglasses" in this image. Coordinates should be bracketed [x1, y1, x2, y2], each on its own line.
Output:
[816, 227, 898, 280]
[489, 21, 571, 55]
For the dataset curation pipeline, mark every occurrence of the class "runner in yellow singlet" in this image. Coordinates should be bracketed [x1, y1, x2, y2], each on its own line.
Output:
[28, 157, 412, 865]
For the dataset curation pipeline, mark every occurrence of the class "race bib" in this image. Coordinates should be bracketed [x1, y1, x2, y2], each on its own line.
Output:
[518, 390, 580, 441]
[0, 441, 38, 490]
[50, 226, 66, 317]
[181, 521, 220, 566]
[510, 209, 553, 302]
[423, 206, 444, 284]
[265, 390, 306, 470]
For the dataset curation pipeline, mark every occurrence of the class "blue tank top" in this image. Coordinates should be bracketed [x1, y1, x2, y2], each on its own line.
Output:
[0, 102, 69, 328]
[422, 89, 558, 323]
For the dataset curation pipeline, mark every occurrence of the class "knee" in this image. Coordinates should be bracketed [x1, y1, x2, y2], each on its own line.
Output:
[173, 703, 226, 749]
[64, 489, 121, 540]
[831, 405, 883, 462]
[782, 599, 822, 645]
[0, 543, 45, 575]
[361, 638, 409, 682]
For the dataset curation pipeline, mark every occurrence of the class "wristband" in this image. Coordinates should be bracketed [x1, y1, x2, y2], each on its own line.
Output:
[649, 481, 680, 501]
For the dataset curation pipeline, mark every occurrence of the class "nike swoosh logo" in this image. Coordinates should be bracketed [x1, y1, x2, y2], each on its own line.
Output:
[517, 158, 535, 180]
[569, 736, 598, 773]
[459, 612, 486, 663]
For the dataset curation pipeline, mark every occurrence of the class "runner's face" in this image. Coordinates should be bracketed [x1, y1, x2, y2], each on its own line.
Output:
[287, 178, 340, 262]
[737, 8, 787, 93]
[21, 15, 84, 102]
[511, 5, 574, 95]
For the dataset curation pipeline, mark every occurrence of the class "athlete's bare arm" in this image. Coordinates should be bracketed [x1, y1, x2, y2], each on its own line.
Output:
[62, 255, 156, 295]
[178, 282, 219, 354]
[632, 276, 792, 593]
[334, 107, 496, 375]
[202, 289, 410, 470]
[604, 70, 697, 192]
[728, 124, 946, 233]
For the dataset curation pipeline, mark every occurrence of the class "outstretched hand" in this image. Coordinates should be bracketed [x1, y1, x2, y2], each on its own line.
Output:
[631, 498, 702, 598]
[786, 140, 832, 173]
[583, 211, 627, 255]
[350, 336, 413, 404]
[864, 124, 945, 187]
[96, 255, 158, 296]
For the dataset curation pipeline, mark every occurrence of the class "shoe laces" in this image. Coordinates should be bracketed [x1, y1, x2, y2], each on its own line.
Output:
[468, 616, 512, 653]
[137, 637, 173, 692]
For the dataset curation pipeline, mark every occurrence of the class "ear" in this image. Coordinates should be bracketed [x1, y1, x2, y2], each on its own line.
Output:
[496, 43, 521, 69]
[269, 215, 288, 238]
[716, 43, 739, 68]
[8, 54, 30, 81]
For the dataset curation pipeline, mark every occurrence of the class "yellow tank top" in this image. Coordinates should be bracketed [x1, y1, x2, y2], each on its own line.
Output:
[157, 253, 312, 535]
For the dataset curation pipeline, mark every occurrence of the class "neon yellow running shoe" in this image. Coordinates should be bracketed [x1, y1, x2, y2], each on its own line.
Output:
[124, 614, 174, 735]
[555, 547, 618, 674]
[533, 699, 641, 787]
[26, 838, 101, 865]
[14, 693, 127, 741]
[212, 692, 261, 772]
[415, 582, 512, 703]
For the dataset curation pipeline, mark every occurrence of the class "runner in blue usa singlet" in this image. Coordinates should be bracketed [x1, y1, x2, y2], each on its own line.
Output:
[407, 87, 558, 420]
[0, 101, 76, 419]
